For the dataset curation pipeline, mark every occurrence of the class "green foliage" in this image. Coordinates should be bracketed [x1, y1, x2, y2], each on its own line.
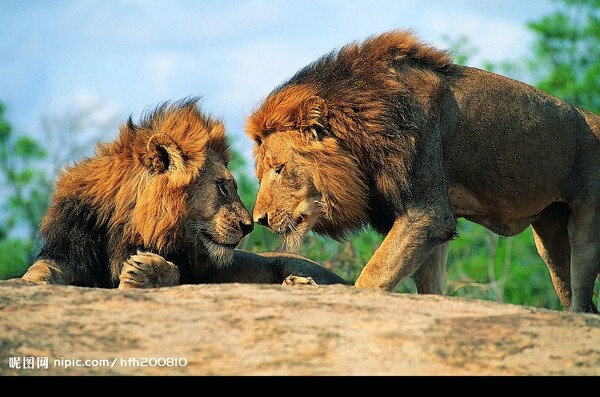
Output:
[446, 220, 562, 310]
[0, 102, 51, 279]
[0, 98, 117, 280]
[0, 239, 30, 279]
[441, 34, 479, 66]
[526, 0, 600, 112]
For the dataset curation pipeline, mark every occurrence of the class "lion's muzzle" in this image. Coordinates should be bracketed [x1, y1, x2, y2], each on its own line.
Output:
[254, 213, 270, 228]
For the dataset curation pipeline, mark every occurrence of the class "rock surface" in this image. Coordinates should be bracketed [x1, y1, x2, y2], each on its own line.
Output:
[1, 280, 599, 375]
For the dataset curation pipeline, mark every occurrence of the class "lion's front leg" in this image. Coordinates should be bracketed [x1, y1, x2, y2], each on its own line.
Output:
[118, 251, 180, 289]
[355, 213, 455, 292]
[21, 259, 70, 285]
[567, 206, 600, 313]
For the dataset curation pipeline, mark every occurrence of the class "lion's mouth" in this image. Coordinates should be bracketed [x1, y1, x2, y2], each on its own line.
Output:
[273, 214, 307, 235]
[201, 232, 238, 249]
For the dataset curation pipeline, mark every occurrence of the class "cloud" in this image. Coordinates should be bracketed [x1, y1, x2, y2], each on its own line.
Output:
[422, 10, 533, 66]
[42, 89, 123, 158]
[146, 53, 181, 96]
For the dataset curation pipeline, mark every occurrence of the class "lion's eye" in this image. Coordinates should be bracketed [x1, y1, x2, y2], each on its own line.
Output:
[217, 181, 228, 197]
[274, 164, 284, 174]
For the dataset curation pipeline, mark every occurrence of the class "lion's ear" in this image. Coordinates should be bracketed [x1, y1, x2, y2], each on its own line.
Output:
[299, 96, 328, 140]
[145, 133, 183, 174]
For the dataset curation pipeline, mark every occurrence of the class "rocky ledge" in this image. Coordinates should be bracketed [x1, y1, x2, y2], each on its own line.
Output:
[1, 280, 598, 375]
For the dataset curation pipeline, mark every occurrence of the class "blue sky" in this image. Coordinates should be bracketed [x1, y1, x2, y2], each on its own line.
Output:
[1, 0, 555, 161]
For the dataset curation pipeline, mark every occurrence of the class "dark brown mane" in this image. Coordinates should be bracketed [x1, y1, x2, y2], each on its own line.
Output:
[247, 30, 454, 141]
[247, 30, 453, 208]
[285, 30, 453, 90]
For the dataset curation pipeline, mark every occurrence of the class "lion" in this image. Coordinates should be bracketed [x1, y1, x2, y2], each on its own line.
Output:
[20, 98, 346, 288]
[246, 30, 600, 312]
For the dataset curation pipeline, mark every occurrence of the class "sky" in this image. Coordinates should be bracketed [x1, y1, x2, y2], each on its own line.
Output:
[1, 0, 556, 164]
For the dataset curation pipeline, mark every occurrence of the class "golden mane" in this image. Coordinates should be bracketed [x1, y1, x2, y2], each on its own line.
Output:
[49, 98, 229, 255]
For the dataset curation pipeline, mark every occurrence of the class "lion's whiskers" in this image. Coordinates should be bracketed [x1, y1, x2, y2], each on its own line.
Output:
[285, 214, 299, 233]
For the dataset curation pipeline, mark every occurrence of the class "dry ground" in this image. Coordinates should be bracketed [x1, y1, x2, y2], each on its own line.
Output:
[1, 280, 598, 375]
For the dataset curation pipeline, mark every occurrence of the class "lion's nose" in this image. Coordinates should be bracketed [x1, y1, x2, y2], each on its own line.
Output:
[255, 214, 269, 228]
[239, 220, 254, 237]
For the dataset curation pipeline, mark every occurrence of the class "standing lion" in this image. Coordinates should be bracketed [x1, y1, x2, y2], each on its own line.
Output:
[21, 99, 346, 288]
[246, 30, 599, 312]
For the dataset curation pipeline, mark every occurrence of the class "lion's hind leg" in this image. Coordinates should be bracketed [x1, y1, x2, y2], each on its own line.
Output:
[531, 196, 600, 312]
[21, 259, 70, 285]
[531, 203, 572, 310]
[564, 200, 600, 313]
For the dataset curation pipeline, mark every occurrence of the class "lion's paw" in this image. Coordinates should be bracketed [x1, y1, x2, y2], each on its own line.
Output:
[118, 251, 180, 289]
[282, 275, 318, 286]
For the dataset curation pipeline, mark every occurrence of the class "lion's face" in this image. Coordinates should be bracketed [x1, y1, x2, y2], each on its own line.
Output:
[186, 151, 253, 266]
[126, 100, 252, 268]
[253, 132, 323, 252]
[248, 94, 371, 252]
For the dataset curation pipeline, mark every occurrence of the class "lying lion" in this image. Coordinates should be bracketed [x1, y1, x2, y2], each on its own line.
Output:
[20, 99, 346, 288]
[246, 30, 599, 312]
